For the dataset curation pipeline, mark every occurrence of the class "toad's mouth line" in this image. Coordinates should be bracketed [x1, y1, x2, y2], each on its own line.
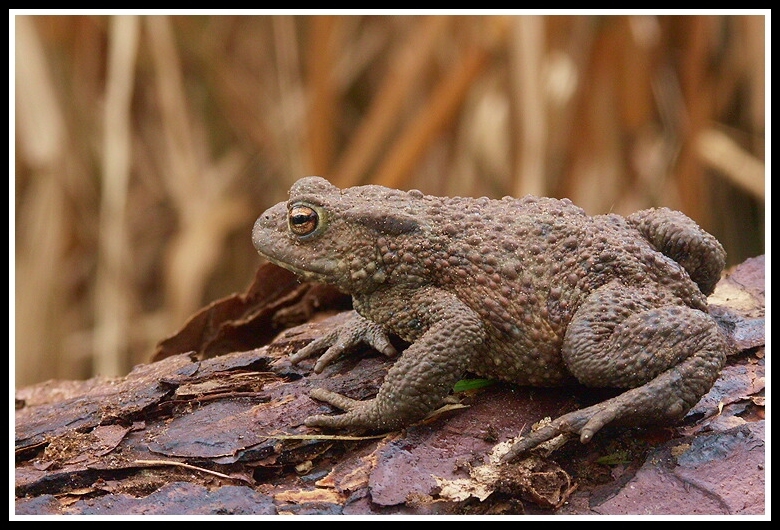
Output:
[255, 243, 338, 284]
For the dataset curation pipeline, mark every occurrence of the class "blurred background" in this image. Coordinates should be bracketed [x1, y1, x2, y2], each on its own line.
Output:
[13, 14, 766, 387]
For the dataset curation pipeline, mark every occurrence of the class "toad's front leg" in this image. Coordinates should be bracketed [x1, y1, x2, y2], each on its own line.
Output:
[303, 292, 487, 432]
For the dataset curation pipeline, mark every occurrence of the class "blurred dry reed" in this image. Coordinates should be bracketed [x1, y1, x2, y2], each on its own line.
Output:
[14, 14, 765, 386]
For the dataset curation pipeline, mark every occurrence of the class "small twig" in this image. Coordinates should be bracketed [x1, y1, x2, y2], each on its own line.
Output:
[261, 433, 389, 441]
[133, 459, 245, 482]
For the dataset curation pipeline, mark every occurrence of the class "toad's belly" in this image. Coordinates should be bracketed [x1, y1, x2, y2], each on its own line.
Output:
[471, 340, 573, 386]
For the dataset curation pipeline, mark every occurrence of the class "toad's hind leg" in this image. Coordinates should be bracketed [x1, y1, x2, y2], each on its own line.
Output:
[502, 283, 728, 462]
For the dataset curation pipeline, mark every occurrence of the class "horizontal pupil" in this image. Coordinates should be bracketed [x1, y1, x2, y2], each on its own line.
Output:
[291, 213, 315, 225]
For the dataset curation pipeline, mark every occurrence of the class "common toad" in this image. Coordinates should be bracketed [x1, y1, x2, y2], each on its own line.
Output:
[252, 176, 730, 460]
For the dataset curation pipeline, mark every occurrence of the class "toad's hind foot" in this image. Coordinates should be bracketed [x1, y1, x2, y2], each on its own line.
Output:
[500, 359, 710, 463]
[500, 400, 622, 462]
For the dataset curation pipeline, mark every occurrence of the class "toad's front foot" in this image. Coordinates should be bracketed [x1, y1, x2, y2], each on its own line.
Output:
[305, 388, 362, 428]
[291, 311, 397, 374]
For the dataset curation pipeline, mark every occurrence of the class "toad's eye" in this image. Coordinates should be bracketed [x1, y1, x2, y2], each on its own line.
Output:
[288, 204, 320, 237]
